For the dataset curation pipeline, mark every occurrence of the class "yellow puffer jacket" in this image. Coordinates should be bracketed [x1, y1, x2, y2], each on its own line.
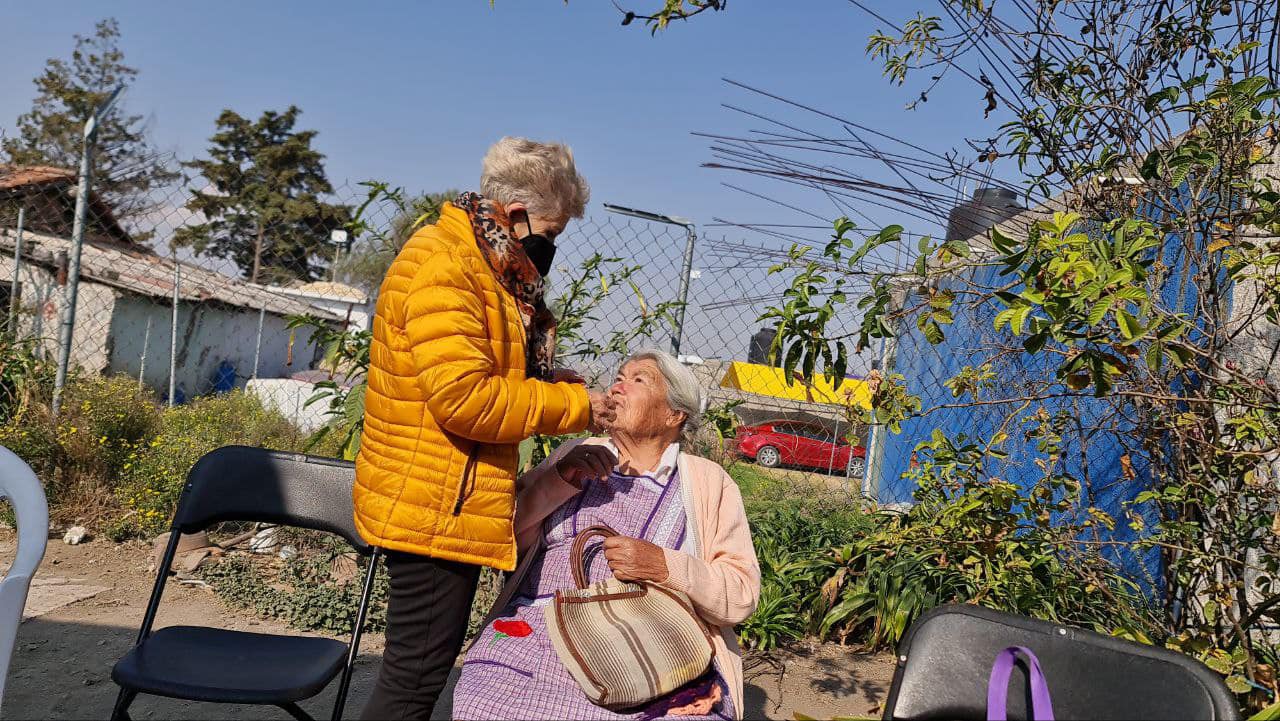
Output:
[354, 203, 590, 570]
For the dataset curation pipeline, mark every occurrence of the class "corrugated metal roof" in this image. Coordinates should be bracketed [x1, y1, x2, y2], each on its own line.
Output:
[0, 165, 74, 191]
[0, 164, 135, 245]
[293, 281, 368, 302]
[0, 227, 336, 320]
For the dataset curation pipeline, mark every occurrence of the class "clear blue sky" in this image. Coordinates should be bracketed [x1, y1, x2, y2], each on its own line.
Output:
[1, 1, 998, 234]
[1, 1, 1005, 362]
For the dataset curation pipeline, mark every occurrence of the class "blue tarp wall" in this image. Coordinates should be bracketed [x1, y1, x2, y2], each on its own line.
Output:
[872, 192, 1227, 591]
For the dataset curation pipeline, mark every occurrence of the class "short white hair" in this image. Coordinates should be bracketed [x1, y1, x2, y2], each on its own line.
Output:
[480, 137, 590, 220]
[621, 349, 704, 441]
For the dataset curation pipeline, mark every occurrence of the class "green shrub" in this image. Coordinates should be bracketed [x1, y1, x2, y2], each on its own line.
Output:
[0, 337, 54, 424]
[201, 547, 505, 641]
[738, 487, 878, 651]
[202, 551, 390, 634]
[787, 431, 1160, 652]
[738, 490, 1152, 652]
[0, 375, 159, 517]
[798, 503, 1157, 651]
[59, 376, 161, 478]
[0, 411, 62, 490]
[733, 438, 1156, 654]
[112, 391, 305, 539]
[737, 582, 805, 652]
[725, 461, 777, 500]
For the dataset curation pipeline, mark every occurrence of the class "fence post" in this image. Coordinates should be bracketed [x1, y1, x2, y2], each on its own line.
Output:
[169, 255, 180, 408]
[138, 315, 152, 391]
[252, 305, 265, 380]
[600, 205, 697, 357]
[51, 85, 122, 418]
[861, 334, 898, 501]
[51, 138, 97, 417]
[9, 206, 24, 338]
[672, 222, 697, 356]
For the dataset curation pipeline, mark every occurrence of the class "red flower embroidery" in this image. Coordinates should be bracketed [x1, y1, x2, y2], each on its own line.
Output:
[493, 620, 532, 637]
[490, 619, 533, 646]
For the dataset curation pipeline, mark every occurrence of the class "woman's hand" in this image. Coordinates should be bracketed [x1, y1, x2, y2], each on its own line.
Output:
[587, 391, 615, 434]
[602, 535, 669, 583]
[551, 367, 586, 385]
[554, 444, 617, 488]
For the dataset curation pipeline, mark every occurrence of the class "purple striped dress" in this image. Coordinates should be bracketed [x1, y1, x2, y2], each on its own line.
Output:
[452, 449, 733, 721]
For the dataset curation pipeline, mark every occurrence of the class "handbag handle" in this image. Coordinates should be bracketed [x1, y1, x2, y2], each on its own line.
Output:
[569, 524, 618, 589]
[987, 646, 1054, 721]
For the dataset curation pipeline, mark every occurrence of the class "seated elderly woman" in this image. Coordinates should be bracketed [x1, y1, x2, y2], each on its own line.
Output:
[451, 349, 760, 721]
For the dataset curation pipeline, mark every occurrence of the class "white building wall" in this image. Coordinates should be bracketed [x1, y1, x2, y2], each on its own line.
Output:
[272, 287, 372, 332]
[107, 295, 311, 398]
[309, 296, 371, 332]
[245, 378, 332, 433]
[0, 230, 331, 409]
[1229, 151, 1280, 633]
[0, 253, 114, 373]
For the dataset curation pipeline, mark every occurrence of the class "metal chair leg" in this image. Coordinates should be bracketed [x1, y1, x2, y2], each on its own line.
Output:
[332, 548, 381, 721]
[279, 702, 316, 721]
[110, 688, 137, 721]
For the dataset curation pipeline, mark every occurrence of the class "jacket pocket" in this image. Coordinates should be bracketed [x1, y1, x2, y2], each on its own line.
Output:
[452, 446, 480, 515]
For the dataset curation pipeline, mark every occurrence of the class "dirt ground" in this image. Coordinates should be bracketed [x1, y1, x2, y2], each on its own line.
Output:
[0, 530, 894, 720]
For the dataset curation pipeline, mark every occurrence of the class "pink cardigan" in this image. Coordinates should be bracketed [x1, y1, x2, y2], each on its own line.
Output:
[485, 437, 761, 719]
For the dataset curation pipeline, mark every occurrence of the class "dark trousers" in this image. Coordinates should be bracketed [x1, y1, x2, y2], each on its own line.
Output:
[360, 550, 481, 720]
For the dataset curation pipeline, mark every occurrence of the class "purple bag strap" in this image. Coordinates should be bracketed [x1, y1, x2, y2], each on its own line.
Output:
[987, 646, 1054, 721]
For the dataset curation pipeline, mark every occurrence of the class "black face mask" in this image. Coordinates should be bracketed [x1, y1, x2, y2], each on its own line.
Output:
[514, 211, 557, 277]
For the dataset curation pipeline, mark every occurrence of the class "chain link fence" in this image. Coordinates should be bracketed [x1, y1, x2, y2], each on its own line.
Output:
[857, 192, 1230, 590]
[0, 152, 881, 503]
[2, 146, 1228, 591]
[874, 251, 1162, 587]
[0, 163, 370, 434]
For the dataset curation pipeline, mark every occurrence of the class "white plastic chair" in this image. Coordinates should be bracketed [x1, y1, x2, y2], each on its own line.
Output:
[0, 446, 47, 716]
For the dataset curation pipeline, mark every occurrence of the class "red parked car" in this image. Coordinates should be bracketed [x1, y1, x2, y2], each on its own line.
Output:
[734, 421, 866, 476]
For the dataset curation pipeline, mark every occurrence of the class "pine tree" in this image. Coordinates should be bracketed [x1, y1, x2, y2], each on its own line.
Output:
[2, 19, 177, 238]
[175, 106, 350, 284]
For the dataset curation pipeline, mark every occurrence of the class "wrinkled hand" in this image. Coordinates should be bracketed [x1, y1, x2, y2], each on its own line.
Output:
[552, 367, 586, 385]
[603, 535, 669, 583]
[587, 391, 615, 434]
[554, 444, 617, 488]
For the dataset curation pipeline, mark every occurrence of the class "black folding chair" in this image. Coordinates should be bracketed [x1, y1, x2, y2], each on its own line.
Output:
[882, 604, 1240, 720]
[109, 445, 383, 721]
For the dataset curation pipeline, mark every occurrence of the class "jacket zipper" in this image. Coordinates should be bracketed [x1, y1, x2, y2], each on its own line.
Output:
[453, 448, 479, 515]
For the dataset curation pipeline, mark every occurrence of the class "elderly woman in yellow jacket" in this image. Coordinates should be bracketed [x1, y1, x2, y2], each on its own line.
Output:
[354, 137, 615, 720]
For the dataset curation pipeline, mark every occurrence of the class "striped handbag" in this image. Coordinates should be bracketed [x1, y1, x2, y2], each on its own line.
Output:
[543, 525, 717, 710]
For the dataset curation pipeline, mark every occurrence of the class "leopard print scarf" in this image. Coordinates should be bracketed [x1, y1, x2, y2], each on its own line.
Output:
[454, 191, 557, 381]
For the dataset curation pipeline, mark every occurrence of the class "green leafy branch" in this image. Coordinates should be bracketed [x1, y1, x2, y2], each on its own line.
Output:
[553, 253, 683, 370]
